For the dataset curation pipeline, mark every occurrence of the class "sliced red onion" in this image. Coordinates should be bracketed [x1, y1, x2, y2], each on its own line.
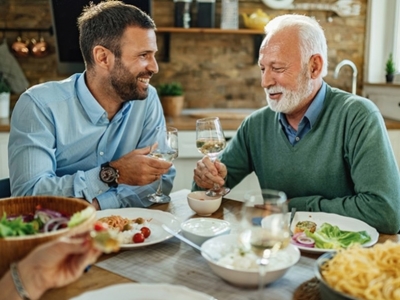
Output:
[43, 217, 70, 232]
[291, 232, 315, 248]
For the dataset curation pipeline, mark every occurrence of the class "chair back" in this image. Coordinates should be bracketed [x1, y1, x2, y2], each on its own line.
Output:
[0, 178, 11, 198]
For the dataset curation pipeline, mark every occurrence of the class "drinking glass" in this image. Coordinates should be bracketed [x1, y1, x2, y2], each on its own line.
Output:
[147, 126, 179, 203]
[195, 117, 230, 196]
[239, 189, 290, 299]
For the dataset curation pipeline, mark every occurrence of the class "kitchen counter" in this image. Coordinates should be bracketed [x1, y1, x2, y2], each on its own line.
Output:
[1, 110, 400, 132]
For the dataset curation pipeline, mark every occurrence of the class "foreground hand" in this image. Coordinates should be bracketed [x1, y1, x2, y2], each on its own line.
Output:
[112, 146, 172, 186]
[18, 233, 102, 299]
[193, 156, 227, 189]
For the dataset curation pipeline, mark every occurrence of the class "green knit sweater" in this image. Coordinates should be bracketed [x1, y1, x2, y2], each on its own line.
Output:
[218, 84, 400, 234]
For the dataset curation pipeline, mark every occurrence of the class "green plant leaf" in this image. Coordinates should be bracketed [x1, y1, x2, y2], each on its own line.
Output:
[157, 82, 184, 96]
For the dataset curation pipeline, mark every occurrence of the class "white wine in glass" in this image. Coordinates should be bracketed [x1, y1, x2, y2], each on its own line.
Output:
[147, 126, 178, 203]
[240, 189, 290, 299]
[195, 117, 230, 196]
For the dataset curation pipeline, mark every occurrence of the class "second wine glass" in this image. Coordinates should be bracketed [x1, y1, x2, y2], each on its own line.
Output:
[147, 126, 178, 203]
[239, 189, 290, 299]
[195, 117, 230, 196]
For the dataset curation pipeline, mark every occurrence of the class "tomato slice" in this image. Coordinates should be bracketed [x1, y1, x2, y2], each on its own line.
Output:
[140, 226, 151, 238]
[93, 221, 108, 232]
[133, 232, 145, 243]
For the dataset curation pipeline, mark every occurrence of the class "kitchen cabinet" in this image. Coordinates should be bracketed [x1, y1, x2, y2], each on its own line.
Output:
[363, 83, 400, 122]
[388, 130, 400, 169]
[0, 133, 9, 179]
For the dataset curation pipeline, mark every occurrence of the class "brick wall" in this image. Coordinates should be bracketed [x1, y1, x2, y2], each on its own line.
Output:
[0, 0, 367, 109]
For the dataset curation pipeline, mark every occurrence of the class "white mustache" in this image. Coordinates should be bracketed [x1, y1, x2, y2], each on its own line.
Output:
[266, 87, 284, 94]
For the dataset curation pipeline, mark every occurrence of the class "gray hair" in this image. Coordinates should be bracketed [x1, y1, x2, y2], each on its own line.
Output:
[264, 14, 328, 77]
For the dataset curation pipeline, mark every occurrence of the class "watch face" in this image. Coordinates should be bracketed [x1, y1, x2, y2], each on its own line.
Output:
[101, 167, 117, 183]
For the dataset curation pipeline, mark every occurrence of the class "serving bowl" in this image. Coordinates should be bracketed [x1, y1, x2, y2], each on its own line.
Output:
[201, 234, 300, 287]
[180, 218, 231, 246]
[315, 252, 358, 300]
[0, 196, 96, 277]
[187, 191, 222, 216]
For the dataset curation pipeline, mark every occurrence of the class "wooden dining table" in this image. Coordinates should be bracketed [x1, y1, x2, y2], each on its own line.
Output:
[41, 189, 400, 300]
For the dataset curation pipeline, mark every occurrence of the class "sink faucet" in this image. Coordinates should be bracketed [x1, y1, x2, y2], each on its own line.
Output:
[333, 59, 358, 95]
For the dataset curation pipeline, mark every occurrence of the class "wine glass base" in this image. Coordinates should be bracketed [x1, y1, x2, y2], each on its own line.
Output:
[205, 187, 231, 197]
[147, 193, 171, 204]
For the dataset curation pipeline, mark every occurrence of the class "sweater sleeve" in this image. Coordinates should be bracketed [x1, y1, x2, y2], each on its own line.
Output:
[289, 110, 400, 234]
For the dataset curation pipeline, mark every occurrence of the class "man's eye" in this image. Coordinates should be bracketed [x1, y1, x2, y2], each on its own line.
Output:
[272, 67, 284, 72]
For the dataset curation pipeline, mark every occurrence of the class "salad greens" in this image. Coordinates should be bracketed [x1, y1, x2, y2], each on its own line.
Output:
[0, 213, 37, 237]
[305, 222, 371, 249]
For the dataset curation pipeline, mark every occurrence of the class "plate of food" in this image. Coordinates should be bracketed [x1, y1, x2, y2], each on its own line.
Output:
[71, 283, 215, 300]
[289, 212, 379, 253]
[96, 208, 181, 249]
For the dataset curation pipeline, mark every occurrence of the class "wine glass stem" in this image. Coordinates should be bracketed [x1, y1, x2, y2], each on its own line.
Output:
[155, 177, 163, 196]
[258, 258, 269, 300]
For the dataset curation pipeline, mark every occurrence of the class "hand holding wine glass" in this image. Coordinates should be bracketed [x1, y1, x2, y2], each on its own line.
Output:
[147, 126, 178, 203]
[240, 189, 290, 299]
[196, 117, 230, 196]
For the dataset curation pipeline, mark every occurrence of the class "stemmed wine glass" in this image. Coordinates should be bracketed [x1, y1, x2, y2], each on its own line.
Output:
[239, 189, 290, 299]
[195, 117, 230, 196]
[147, 126, 179, 203]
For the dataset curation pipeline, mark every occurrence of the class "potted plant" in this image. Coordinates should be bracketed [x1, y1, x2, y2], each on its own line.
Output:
[157, 82, 185, 117]
[385, 53, 396, 83]
[0, 72, 11, 119]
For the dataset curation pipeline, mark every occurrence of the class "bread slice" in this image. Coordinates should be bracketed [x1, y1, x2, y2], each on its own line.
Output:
[294, 221, 317, 234]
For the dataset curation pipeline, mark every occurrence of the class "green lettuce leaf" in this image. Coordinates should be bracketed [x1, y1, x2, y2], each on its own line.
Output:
[68, 206, 95, 228]
[305, 222, 371, 249]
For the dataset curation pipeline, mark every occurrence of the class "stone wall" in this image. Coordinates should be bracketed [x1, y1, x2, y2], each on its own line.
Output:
[0, 0, 367, 109]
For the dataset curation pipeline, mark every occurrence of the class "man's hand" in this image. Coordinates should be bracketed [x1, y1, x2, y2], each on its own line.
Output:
[193, 156, 227, 189]
[111, 146, 172, 186]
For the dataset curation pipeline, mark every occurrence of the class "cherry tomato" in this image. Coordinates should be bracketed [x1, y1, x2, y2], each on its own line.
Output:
[94, 221, 108, 232]
[140, 226, 151, 238]
[133, 232, 145, 243]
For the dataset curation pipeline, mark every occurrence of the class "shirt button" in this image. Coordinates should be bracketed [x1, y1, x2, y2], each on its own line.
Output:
[295, 137, 300, 141]
[100, 151, 104, 156]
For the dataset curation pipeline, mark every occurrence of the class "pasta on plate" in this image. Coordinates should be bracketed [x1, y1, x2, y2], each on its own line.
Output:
[321, 241, 400, 300]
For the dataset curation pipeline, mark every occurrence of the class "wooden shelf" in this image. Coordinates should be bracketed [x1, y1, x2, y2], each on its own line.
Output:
[156, 27, 264, 35]
[156, 27, 264, 63]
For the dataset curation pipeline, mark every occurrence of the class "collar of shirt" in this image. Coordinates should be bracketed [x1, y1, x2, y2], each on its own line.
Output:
[279, 81, 327, 145]
[76, 72, 132, 125]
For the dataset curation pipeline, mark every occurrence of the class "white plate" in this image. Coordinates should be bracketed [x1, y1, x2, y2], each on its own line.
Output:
[71, 283, 215, 300]
[290, 212, 379, 253]
[261, 0, 294, 9]
[96, 208, 180, 249]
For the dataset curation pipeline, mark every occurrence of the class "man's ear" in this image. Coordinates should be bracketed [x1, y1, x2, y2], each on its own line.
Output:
[309, 54, 323, 79]
[92, 45, 114, 70]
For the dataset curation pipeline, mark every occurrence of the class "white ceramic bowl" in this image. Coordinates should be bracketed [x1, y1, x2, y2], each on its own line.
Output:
[187, 191, 222, 216]
[180, 218, 231, 246]
[201, 234, 300, 288]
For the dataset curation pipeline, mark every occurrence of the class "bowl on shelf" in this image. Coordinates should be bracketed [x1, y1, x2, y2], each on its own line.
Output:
[180, 218, 231, 247]
[201, 234, 300, 288]
[0, 196, 96, 277]
[187, 191, 222, 216]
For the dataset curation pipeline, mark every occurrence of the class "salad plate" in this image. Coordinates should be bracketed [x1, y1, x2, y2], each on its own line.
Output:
[96, 208, 181, 249]
[289, 212, 379, 253]
[71, 283, 215, 300]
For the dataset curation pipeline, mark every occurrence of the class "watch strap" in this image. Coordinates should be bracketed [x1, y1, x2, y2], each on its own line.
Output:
[100, 162, 119, 188]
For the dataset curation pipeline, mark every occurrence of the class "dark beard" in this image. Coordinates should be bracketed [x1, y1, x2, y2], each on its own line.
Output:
[110, 59, 150, 101]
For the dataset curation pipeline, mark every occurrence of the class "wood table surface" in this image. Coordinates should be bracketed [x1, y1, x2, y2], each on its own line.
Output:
[40, 190, 400, 299]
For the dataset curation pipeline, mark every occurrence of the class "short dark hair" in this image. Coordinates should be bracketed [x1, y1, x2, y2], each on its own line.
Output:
[77, 0, 156, 68]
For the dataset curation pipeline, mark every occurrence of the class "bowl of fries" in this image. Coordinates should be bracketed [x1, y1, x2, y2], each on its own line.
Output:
[315, 241, 400, 300]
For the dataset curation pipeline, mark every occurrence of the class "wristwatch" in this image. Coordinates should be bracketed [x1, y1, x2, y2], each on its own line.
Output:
[99, 162, 119, 188]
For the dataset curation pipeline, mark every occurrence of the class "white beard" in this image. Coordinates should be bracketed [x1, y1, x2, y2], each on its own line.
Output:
[265, 70, 314, 114]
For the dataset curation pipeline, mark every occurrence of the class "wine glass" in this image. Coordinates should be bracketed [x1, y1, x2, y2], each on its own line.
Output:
[239, 189, 290, 299]
[147, 126, 179, 203]
[195, 117, 230, 196]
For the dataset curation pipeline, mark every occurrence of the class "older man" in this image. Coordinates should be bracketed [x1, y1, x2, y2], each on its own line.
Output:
[193, 14, 400, 234]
